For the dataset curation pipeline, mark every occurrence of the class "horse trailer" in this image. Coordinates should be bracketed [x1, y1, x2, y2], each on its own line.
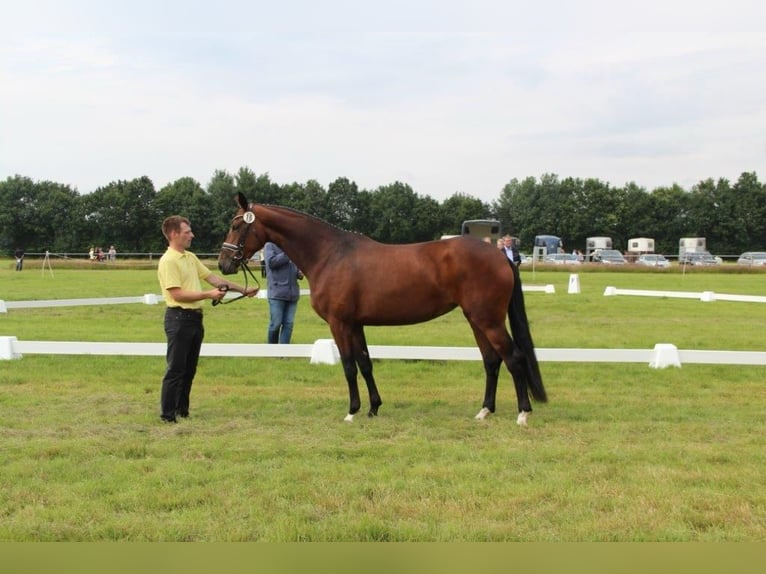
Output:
[585, 236, 612, 260]
[679, 237, 706, 259]
[533, 235, 563, 255]
[628, 237, 655, 254]
[461, 219, 502, 243]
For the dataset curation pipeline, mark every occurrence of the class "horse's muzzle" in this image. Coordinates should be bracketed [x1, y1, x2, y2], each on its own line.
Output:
[218, 261, 238, 275]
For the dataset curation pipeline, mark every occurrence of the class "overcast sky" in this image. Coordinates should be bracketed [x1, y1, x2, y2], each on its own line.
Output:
[2, 0, 764, 202]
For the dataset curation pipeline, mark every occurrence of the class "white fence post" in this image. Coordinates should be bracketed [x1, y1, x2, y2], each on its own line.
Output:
[0, 336, 21, 359]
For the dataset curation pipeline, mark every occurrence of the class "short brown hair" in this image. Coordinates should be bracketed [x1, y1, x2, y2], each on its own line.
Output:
[162, 215, 190, 241]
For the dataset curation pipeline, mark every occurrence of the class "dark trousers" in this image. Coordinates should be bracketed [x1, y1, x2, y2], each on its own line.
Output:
[161, 308, 204, 421]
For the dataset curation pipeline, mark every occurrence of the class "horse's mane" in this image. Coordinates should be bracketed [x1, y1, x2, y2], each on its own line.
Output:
[259, 203, 371, 241]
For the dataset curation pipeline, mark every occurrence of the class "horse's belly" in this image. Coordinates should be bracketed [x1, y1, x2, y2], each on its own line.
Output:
[360, 297, 456, 326]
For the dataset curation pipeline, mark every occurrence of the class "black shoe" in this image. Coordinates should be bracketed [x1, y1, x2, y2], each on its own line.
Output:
[161, 416, 177, 424]
[178, 412, 189, 418]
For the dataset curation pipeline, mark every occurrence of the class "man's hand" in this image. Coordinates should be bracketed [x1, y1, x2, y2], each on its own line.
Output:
[211, 285, 228, 306]
[243, 286, 259, 297]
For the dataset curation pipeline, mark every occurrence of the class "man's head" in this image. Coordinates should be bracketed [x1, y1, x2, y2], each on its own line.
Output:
[162, 216, 194, 250]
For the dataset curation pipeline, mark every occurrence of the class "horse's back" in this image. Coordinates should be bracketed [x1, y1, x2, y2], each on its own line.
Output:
[310, 236, 513, 325]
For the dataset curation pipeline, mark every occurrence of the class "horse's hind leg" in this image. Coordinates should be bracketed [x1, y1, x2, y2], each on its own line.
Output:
[507, 347, 533, 425]
[468, 323, 502, 420]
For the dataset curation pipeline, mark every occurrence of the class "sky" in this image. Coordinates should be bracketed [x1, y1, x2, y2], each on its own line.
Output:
[2, 0, 765, 202]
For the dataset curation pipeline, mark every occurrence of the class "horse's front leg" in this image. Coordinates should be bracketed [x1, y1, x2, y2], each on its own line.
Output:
[329, 322, 363, 422]
[355, 327, 382, 418]
[340, 355, 362, 422]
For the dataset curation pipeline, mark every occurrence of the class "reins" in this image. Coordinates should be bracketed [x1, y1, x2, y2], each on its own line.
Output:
[212, 259, 260, 306]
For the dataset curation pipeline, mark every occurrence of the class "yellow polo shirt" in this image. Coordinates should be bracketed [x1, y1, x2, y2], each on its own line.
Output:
[157, 247, 212, 309]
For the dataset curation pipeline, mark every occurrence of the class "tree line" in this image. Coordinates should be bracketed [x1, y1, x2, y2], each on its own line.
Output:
[1, 168, 764, 257]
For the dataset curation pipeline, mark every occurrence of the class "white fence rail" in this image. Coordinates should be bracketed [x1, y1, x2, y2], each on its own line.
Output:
[2, 337, 766, 368]
[3, 284, 765, 367]
[604, 286, 766, 303]
[0, 285, 555, 313]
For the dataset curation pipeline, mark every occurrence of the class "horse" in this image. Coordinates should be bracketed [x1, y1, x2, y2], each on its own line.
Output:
[217, 192, 547, 425]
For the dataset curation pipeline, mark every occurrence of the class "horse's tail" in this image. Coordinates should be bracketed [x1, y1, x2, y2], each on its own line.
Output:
[508, 261, 547, 403]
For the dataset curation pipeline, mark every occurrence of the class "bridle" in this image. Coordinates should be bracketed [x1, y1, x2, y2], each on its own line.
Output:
[216, 208, 261, 306]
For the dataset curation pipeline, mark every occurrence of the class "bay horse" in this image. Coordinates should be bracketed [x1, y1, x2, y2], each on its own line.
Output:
[217, 192, 547, 425]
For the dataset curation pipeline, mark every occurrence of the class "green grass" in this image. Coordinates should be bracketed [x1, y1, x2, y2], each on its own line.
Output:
[1, 265, 765, 540]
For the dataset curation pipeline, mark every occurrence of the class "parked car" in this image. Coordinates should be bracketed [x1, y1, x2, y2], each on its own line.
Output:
[637, 254, 670, 268]
[544, 253, 581, 265]
[680, 251, 720, 266]
[736, 252, 766, 266]
[592, 249, 626, 265]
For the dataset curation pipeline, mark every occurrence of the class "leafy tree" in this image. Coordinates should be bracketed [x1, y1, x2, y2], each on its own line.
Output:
[439, 192, 490, 237]
[619, 182, 654, 246]
[207, 170, 238, 244]
[326, 177, 362, 231]
[0, 175, 41, 253]
[410, 194, 443, 241]
[80, 176, 158, 253]
[494, 176, 538, 248]
[0, 176, 81, 253]
[645, 184, 690, 255]
[368, 182, 421, 243]
[730, 172, 766, 252]
[155, 177, 214, 252]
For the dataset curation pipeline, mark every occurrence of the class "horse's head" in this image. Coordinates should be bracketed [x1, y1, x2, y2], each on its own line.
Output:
[217, 192, 265, 275]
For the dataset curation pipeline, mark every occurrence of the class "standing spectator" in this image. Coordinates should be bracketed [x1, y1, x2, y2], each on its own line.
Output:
[502, 235, 521, 266]
[14, 247, 24, 271]
[157, 215, 258, 423]
[108, 245, 117, 261]
[264, 241, 302, 344]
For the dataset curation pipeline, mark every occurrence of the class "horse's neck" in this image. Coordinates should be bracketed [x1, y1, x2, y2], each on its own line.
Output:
[260, 206, 340, 276]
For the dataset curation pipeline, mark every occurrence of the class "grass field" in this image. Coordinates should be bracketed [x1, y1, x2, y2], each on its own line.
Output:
[1, 262, 765, 541]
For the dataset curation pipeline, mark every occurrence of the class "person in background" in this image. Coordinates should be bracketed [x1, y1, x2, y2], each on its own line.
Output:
[157, 215, 258, 423]
[14, 247, 24, 271]
[108, 245, 117, 261]
[264, 241, 302, 344]
[502, 235, 521, 266]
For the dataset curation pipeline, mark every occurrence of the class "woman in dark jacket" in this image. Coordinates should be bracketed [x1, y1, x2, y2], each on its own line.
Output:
[264, 242, 302, 344]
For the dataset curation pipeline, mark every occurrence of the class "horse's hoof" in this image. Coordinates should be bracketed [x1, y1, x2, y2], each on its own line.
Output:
[344, 413, 355, 422]
[475, 407, 491, 420]
[516, 411, 529, 426]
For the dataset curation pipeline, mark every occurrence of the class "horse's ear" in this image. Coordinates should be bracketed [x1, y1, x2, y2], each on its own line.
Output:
[236, 192, 248, 210]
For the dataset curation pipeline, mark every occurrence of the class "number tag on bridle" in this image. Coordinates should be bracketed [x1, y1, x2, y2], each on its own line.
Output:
[243, 211, 255, 224]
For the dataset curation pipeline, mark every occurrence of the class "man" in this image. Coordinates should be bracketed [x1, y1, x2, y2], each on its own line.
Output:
[502, 235, 521, 266]
[264, 241, 302, 344]
[157, 215, 258, 423]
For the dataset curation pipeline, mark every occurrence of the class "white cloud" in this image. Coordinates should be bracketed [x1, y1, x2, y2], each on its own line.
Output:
[2, 0, 765, 200]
